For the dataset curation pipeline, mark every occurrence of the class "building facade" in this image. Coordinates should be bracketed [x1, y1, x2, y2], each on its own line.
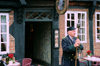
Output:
[59, 0, 100, 65]
[0, 0, 59, 66]
[0, 0, 100, 66]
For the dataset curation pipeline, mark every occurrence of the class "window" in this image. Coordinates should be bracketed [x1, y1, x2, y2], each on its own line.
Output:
[65, 11, 87, 43]
[0, 13, 9, 54]
[95, 12, 100, 42]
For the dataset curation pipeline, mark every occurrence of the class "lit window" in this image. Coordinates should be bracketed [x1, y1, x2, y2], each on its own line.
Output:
[0, 13, 9, 54]
[95, 12, 100, 42]
[65, 11, 87, 43]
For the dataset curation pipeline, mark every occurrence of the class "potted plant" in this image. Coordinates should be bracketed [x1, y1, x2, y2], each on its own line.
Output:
[87, 50, 92, 57]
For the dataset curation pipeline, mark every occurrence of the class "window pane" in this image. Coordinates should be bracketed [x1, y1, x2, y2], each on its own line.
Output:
[79, 29, 82, 33]
[71, 21, 74, 27]
[67, 14, 70, 19]
[1, 15, 6, 23]
[67, 21, 70, 27]
[97, 35, 100, 40]
[71, 14, 74, 19]
[82, 21, 85, 27]
[82, 14, 85, 19]
[1, 34, 7, 42]
[97, 28, 100, 33]
[78, 13, 81, 19]
[97, 21, 100, 27]
[97, 14, 100, 20]
[1, 43, 6, 51]
[1, 25, 6, 32]
[82, 28, 85, 33]
[79, 28, 85, 33]
[82, 35, 85, 41]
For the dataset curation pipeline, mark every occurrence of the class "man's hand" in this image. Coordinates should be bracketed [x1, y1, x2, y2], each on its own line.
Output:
[74, 39, 80, 47]
[74, 43, 79, 47]
[76, 39, 80, 45]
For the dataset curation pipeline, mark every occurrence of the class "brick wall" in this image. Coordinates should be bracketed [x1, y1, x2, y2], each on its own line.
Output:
[9, 11, 15, 53]
[59, 9, 90, 64]
[93, 10, 100, 56]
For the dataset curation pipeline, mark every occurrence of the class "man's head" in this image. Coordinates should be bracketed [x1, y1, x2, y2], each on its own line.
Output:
[67, 27, 76, 37]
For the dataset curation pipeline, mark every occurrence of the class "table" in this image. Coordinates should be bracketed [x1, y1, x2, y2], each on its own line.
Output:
[83, 56, 100, 66]
[7, 62, 20, 66]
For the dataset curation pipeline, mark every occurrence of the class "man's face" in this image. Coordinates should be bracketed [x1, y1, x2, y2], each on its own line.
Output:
[68, 30, 76, 37]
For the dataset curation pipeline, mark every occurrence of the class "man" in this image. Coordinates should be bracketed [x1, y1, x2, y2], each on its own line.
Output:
[61, 27, 83, 66]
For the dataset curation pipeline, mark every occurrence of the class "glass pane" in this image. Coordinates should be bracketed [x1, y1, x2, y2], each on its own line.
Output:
[82, 14, 85, 19]
[1, 15, 6, 23]
[78, 20, 81, 27]
[82, 28, 85, 33]
[1, 43, 6, 51]
[97, 35, 100, 40]
[79, 28, 85, 33]
[82, 35, 85, 41]
[78, 13, 81, 19]
[67, 14, 70, 19]
[79, 29, 82, 33]
[1, 25, 6, 32]
[97, 28, 100, 33]
[1, 34, 7, 42]
[97, 21, 100, 27]
[97, 14, 100, 20]
[71, 21, 74, 27]
[82, 21, 85, 27]
[71, 14, 74, 19]
[67, 21, 70, 27]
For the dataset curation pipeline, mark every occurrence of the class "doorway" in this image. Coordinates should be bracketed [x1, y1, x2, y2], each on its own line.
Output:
[25, 22, 52, 66]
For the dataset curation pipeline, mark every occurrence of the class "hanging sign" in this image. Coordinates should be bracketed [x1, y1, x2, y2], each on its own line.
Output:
[56, 0, 69, 15]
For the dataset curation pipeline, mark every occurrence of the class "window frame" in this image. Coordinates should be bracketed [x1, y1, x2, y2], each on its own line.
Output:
[65, 11, 87, 43]
[95, 12, 100, 42]
[0, 13, 9, 54]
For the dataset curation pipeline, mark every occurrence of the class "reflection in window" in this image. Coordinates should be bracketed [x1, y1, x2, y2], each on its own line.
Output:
[97, 21, 100, 27]
[67, 21, 70, 27]
[82, 35, 85, 41]
[97, 14, 100, 20]
[1, 25, 6, 32]
[71, 14, 74, 19]
[82, 21, 85, 27]
[82, 14, 85, 19]
[0, 13, 9, 54]
[95, 12, 100, 42]
[78, 13, 86, 42]
[97, 35, 100, 40]
[65, 11, 87, 43]
[1, 43, 6, 51]
[67, 14, 70, 19]
[78, 13, 81, 19]
[1, 34, 7, 42]
[1, 15, 6, 23]
[71, 21, 74, 27]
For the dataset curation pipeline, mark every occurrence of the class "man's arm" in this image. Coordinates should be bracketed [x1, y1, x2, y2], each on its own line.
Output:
[62, 39, 76, 52]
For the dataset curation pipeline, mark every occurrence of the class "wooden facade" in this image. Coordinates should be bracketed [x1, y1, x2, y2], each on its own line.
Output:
[0, 0, 59, 66]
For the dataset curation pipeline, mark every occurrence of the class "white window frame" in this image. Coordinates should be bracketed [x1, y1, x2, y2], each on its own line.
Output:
[65, 11, 87, 43]
[0, 13, 9, 54]
[95, 12, 100, 42]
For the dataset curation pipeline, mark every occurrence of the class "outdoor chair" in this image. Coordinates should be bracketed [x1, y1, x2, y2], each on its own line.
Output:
[22, 58, 32, 66]
[80, 61, 87, 66]
[16, 58, 32, 66]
